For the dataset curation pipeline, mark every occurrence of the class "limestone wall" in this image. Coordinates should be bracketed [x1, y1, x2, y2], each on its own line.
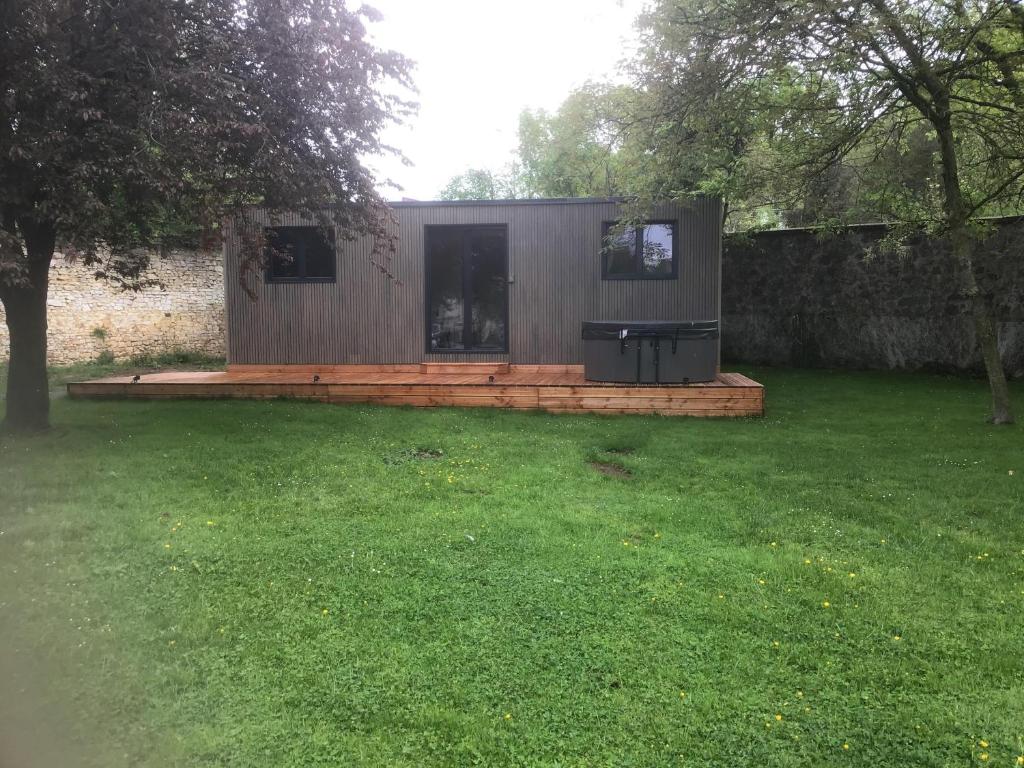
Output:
[0, 249, 225, 366]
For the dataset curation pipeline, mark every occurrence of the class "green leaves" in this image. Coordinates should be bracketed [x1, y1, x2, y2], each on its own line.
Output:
[628, 0, 1024, 229]
[0, 0, 415, 265]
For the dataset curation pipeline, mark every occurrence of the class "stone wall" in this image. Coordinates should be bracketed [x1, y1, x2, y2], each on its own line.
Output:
[5, 223, 1022, 374]
[722, 219, 1024, 376]
[0, 249, 225, 366]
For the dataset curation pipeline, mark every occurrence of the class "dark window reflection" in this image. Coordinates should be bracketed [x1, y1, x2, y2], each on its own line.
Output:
[602, 221, 676, 279]
[266, 226, 335, 282]
[427, 228, 465, 350]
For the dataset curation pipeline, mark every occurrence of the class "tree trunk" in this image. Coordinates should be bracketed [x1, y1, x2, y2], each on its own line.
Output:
[932, 114, 1015, 424]
[1, 221, 56, 433]
[949, 227, 1015, 424]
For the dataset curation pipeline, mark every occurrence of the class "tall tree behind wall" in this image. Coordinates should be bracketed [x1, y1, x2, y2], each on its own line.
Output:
[628, 0, 1024, 424]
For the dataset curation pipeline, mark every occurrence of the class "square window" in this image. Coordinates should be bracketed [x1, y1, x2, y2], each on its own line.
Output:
[601, 221, 677, 279]
[265, 226, 336, 283]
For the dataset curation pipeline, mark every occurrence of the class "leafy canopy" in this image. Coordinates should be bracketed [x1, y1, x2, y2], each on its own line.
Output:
[0, 0, 414, 281]
[437, 84, 641, 200]
[629, 0, 1024, 230]
[438, 167, 525, 201]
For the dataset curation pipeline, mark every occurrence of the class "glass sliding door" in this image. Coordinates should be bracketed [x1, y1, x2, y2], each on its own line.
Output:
[426, 225, 508, 352]
[467, 228, 507, 350]
[426, 227, 465, 350]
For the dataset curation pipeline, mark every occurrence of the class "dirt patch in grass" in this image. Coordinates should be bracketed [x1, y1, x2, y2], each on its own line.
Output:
[590, 460, 632, 478]
[384, 447, 444, 465]
[603, 446, 635, 455]
[412, 448, 443, 459]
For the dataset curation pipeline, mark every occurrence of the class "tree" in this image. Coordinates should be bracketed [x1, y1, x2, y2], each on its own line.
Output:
[438, 166, 525, 200]
[632, 0, 1024, 423]
[517, 84, 637, 198]
[0, 0, 411, 432]
[438, 84, 644, 203]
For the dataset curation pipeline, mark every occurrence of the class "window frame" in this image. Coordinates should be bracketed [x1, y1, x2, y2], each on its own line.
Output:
[600, 219, 679, 281]
[423, 224, 510, 355]
[264, 225, 337, 284]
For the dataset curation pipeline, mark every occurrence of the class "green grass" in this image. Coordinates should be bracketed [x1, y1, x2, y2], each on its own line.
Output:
[1, 367, 1022, 767]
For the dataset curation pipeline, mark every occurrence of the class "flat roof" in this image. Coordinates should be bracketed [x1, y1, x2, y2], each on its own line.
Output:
[387, 197, 632, 207]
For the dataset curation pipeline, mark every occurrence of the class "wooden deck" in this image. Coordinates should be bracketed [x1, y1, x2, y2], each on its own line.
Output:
[67, 364, 764, 417]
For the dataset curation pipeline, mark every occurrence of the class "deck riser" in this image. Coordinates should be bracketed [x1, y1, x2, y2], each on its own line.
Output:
[67, 366, 764, 417]
[68, 386, 763, 417]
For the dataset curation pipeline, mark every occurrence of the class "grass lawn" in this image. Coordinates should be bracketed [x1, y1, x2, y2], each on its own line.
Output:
[1, 367, 1022, 767]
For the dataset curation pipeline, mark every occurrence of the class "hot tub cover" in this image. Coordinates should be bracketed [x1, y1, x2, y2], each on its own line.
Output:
[581, 320, 719, 341]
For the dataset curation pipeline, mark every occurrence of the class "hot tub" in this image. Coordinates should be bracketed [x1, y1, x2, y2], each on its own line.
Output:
[581, 320, 719, 384]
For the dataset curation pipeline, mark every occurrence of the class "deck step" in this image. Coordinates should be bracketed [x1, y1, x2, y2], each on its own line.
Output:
[419, 362, 511, 375]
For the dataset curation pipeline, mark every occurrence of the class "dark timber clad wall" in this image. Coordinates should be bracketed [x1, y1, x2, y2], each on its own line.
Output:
[225, 198, 722, 365]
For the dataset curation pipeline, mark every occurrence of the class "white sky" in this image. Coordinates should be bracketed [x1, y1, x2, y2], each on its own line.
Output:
[364, 0, 649, 200]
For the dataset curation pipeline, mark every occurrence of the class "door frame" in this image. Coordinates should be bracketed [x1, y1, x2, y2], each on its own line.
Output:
[423, 224, 510, 354]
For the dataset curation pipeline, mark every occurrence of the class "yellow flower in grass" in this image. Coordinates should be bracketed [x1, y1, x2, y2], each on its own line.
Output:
[822, 600, 831, 608]
[979, 753, 989, 762]
[775, 714, 783, 722]
[1014, 755, 1023, 766]
[504, 713, 512, 721]
[979, 741, 989, 748]
[842, 742, 849, 750]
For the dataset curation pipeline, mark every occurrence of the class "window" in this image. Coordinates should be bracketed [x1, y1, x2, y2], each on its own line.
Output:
[265, 226, 336, 282]
[426, 225, 508, 352]
[601, 220, 677, 279]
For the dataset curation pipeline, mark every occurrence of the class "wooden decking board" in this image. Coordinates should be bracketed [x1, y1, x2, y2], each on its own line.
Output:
[68, 365, 763, 417]
[419, 362, 511, 375]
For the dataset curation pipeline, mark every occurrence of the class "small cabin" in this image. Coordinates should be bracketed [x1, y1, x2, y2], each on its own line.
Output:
[70, 196, 763, 416]
[224, 197, 723, 369]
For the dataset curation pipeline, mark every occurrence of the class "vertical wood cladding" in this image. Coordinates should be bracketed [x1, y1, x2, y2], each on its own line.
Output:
[225, 197, 721, 365]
